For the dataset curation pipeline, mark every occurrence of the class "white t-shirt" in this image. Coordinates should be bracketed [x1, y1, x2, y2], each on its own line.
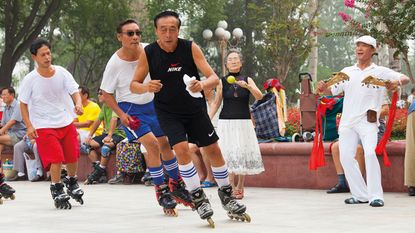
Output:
[332, 63, 401, 129]
[100, 52, 153, 105]
[19, 65, 79, 129]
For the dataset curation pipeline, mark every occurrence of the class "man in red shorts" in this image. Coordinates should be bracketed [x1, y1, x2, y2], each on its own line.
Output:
[19, 38, 84, 209]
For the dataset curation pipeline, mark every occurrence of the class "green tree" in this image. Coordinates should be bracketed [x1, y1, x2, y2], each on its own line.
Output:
[0, 0, 64, 88]
[51, 0, 134, 93]
[249, 0, 320, 101]
[338, 0, 415, 83]
[317, 0, 355, 78]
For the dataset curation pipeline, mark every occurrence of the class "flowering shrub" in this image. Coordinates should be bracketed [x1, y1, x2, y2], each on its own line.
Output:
[344, 0, 355, 8]
[338, 12, 352, 22]
[285, 107, 300, 136]
[336, 0, 415, 85]
[391, 108, 407, 139]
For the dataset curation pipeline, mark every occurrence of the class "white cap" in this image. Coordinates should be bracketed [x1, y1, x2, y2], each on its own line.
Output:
[355, 35, 376, 48]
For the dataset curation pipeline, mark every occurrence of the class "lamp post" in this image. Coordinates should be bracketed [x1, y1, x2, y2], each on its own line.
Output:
[202, 20, 244, 76]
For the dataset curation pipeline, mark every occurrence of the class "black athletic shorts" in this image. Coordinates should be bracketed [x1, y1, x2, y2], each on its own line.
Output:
[156, 110, 219, 147]
[92, 133, 125, 148]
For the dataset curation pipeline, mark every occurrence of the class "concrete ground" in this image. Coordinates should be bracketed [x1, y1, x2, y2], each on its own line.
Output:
[1, 182, 415, 233]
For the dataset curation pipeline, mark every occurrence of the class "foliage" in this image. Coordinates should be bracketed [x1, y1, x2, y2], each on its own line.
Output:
[0, 0, 63, 88]
[318, 0, 356, 77]
[248, 0, 319, 82]
[336, 0, 415, 83]
[51, 0, 134, 93]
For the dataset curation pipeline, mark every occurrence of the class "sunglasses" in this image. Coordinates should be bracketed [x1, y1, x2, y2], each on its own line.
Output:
[122, 30, 142, 37]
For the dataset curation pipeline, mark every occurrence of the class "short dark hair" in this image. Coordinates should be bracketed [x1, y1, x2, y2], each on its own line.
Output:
[154, 11, 181, 28]
[411, 87, 415, 93]
[30, 38, 51, 55]
[78, 86, 90, 98]
[117, 19, 139, 33]
[1, 87, 16, 97]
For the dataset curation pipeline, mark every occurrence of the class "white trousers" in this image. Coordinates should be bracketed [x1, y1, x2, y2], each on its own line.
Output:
[339, 121, 383, 202]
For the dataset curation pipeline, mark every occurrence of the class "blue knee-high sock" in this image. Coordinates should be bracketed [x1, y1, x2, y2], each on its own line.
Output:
[162, 157, 179, 180]
[148, 165, 165, 186]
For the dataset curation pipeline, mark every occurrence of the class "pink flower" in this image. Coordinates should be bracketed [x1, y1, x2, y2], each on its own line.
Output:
[344, 0, 355, 8]
[338, 12, 352, 22]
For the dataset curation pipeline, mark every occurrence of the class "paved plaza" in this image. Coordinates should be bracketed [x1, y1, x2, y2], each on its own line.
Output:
[1, 182, 415, 233]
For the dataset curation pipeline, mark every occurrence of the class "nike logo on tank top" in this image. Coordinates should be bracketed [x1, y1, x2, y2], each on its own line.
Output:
[145, 39, 205, 116]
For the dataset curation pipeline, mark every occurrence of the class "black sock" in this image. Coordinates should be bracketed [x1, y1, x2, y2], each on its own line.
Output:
[338, 174, 347, 187]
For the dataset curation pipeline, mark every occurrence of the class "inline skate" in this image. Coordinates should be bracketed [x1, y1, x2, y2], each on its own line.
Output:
[84, 163, 107, 185]
[63, 176, 84, 205]
[218, 185, 251, 222]
[190, 187, 215, 228]
[168, 177, 194, 208]
[0, 181, 16, 204]
[50, 183, 71, 209]
[155, 184, 178, 216]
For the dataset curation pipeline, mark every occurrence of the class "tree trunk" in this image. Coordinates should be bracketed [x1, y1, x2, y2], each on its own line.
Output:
[0, 56, 14, 88]
[308, 0, 318, 82]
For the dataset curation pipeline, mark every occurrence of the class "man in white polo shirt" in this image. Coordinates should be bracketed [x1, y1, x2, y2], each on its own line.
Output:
[318, 35, 409, 207]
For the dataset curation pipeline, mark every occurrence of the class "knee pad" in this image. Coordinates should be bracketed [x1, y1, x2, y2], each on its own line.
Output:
[80, 143, 93, 154]
[101, 145, 111, 158]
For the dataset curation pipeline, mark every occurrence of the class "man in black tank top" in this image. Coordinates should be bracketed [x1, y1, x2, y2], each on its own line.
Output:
[131, 11, 250, 225]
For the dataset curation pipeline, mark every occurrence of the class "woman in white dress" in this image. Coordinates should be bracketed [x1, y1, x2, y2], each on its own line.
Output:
[210, 49, 264, 199]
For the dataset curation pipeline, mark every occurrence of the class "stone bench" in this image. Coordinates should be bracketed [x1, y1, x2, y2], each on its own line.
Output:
[1, 147, 117, 182]
[1, 141, 407, 192]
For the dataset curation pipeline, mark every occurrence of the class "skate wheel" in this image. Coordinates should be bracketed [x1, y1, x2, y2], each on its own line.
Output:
[164, 208, 178, 217]
[243, 213, 251, 222]
[10, 194, 15, 200]
[207, 218, 215, 228]
[78, 198, 84, 205]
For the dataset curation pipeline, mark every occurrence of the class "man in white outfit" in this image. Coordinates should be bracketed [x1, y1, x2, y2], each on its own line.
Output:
[318, 35, 409, 207]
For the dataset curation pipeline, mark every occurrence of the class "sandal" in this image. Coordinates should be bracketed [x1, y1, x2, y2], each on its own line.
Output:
[201, 180, 218, 188]
[233, 189, 244, 199]
[344, 197, 368, 204]
[369, 199, 384, 207]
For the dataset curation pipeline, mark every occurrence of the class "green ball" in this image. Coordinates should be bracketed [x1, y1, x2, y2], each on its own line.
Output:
[227, 75, 236, 84]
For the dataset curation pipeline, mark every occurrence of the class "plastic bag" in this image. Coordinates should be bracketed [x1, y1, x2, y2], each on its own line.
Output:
[23, 152, 43, 181]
